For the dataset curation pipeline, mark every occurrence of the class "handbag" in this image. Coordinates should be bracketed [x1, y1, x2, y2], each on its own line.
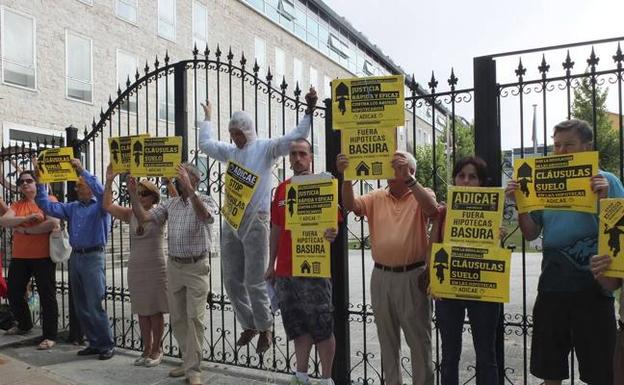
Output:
[49, 224, 71, 263]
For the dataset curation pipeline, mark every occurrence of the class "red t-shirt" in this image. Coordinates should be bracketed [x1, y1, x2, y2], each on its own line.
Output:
[271, 178, 341, 277]
[271, 179, 295, 277]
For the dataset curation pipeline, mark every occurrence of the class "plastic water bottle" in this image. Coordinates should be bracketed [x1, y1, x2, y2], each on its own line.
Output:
[28, 291, 40, 313]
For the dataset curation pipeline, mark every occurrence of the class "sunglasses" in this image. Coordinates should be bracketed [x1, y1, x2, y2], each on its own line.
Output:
[138, 190, 155, 198]
[17, 178, 35, 186]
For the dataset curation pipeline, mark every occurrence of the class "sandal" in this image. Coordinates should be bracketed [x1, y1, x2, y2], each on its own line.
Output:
[37, 339, 56, 350]
[4, 326, 29, 336]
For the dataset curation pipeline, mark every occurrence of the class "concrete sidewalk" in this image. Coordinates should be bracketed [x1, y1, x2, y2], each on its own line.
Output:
[0, 331, 291, 385]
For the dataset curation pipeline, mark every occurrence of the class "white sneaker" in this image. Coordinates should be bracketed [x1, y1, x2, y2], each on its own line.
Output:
[289, 375, 311, 385]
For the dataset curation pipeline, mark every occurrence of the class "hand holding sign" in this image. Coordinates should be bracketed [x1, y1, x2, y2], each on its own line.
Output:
[590, 174, 609, 199]
[70, 158, 84, 174]
[335, 154, 349, 174]
[590, 254, 612, 279]
[175, 164, 193, 195]
[391, 152, 411, 180]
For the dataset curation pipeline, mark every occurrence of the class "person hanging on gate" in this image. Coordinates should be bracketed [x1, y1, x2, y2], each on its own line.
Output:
[127, 162, 217, 385]
[0, 171, 60, 351]
[198, 87, 317, 354]
[265, 138, 339, 385]
[506, 119, 624, 385]
[428, 156, 501, 385]
[336, 150, 438, 385]
[34, 158, 115, 360]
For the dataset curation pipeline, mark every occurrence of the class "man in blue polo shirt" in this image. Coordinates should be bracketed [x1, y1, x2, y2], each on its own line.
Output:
[506, 119, 624, 385]
[35, 158, 114, 360]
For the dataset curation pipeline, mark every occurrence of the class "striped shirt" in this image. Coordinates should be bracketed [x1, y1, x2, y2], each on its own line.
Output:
[151, 194, 218, 258]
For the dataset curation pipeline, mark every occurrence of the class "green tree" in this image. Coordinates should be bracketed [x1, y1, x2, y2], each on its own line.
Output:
[413, 141, 448, 201]
[572, 77, 620, 177]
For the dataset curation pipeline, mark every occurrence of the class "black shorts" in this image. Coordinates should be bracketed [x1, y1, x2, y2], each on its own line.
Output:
[275, 277, 334, 342]
[530, 291, 616, 384]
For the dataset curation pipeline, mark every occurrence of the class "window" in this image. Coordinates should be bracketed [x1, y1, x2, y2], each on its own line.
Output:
[306, 15, 318, 48]
[278, 0, 295, 20]
[116, 50, 138, 113]
[1, 8, 36, 89]
[329, 34, 349, 59]
[323, 75, 331, 99]
[309, 66, 317, 89]
[254, 36, 266, 71]
[274, 48, 285, 83]
[293, 4, 306, 39]
[158, 76, 175, 121]
[116, 0, 137, 24]
[192, 1, 208, 50]
[293, 58, 302, 88]
[158, 0, 176, 41]
[65, 31, 92, 103]
[363, 60, 375, 76]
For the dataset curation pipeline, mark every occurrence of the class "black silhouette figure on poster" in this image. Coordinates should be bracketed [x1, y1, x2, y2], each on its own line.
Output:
[287, 186, 297, 217]
[434, 248, 449, 284]
[133, 141, 143, 167]
[300, 260, 311, 274]
[335, 82, 349, 115]
[604, 218, 624, 257]
[110, 140, 120, 163]
[517, 162, 533, 198]
[36, 153, 46, 175]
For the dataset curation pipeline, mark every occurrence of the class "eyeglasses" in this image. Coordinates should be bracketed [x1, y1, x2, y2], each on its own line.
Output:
[17, 179, 35, 186]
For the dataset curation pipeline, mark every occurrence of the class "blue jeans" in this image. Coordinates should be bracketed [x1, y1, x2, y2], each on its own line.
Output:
[69, 250, 114, 351]
[435, 299, 500, 385]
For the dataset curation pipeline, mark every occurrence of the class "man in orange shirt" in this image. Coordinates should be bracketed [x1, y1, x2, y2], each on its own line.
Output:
[337, 151, 438, 385]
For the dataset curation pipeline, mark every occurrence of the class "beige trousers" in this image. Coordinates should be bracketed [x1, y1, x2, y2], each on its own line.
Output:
[370, 266, 434, 385]
[167, 258, 210, 381]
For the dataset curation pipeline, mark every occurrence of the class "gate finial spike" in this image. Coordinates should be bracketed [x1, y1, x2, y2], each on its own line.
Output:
[164, 50, 170, 64]
[192, 43, 199, 58]
[108, 95, 113, 106]
[448, 68, 458, 88]
[135, 68, 140, 80]
[294, 82, 301, 98]
[253, 59, 259, 74]
[280, 76, 287, 91]
[515, 58, 526, 79]
[126, 75, 131, 88]
[215, 44, 222, 59]
[100, 107, 104, 119]
[240, 52, 247, 67]
[538, 54, 550, 75]
[227, 47, 234, 62]
[204, 43, 210, 57]
[587, 46, 600, 68]
[428, 71, 438, 91]
[154, 55, 160, 69]
[266, 66, 273, 83]
[409, 74, 417, 93]
[144, 61, 149, 74]
[562, 50, 575, 71]
[613, 43, 624, 64]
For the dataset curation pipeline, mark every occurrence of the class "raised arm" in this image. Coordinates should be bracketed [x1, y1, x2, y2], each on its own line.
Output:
[35, 184, 69, 221]
[336, 153, 363, 215]
[71, 159, 104, 201]
[176, 164, 215, 224]
[198, 101, 235, 162]
[270, 88, 317, 157]
[103, 164, 132, 222]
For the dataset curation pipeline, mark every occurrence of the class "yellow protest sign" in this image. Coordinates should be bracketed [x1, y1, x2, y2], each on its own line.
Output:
[285, 175, 338, 230]
[36, 147, 78, 183]
[598, 198, 624, 278]
[445, 186, 504, 247]
[108, 134, 149, 173]
[291, 228, 331, 278]
[429, 243, 511, 303]
[341, 126, 396, 180]
[222, 161, 260, 231]
[332, 75, 405, 130]
[513, 151, 598, 214]
[129, 136, 182, 177]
